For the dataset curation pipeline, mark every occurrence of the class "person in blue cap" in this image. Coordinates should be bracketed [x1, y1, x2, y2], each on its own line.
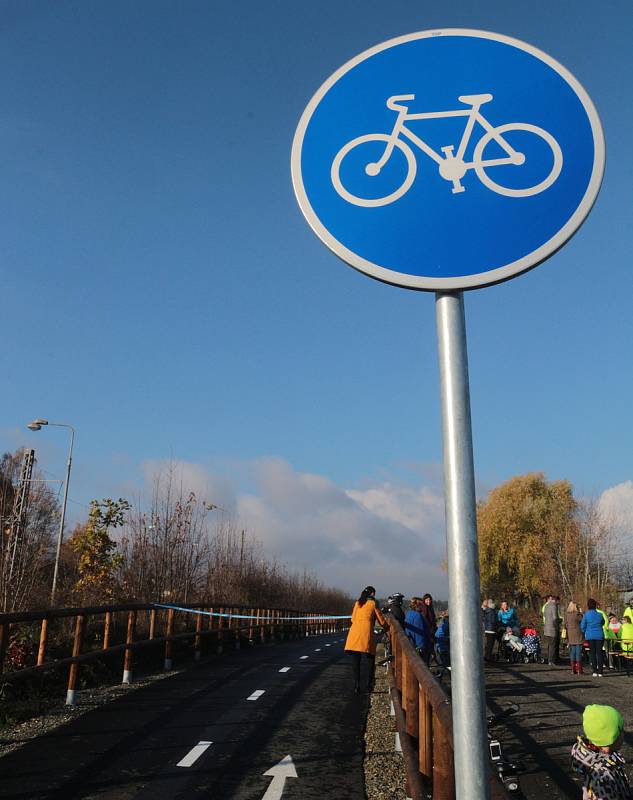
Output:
[571, 704, 631, 799]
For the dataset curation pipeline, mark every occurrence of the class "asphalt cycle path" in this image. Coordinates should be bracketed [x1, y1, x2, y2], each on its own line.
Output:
[0, 632, 368, 800]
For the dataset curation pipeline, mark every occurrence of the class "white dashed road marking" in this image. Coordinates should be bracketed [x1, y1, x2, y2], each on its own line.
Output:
[279, 667, 291, 673]
[314, 648, 321, 652]
[300, 656, 309, 660]
[247, 690, 266, 701]
[177, 741, 213, 767]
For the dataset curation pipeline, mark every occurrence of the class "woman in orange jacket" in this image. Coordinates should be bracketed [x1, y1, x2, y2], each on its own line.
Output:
[344, 585, 386, 693]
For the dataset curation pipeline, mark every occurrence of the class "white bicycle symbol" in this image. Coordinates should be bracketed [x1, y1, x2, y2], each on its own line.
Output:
[331, 93, 563, 206]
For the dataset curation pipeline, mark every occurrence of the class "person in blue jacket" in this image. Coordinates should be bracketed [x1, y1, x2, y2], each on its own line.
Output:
[435, 612, 450, 668]
[581, 598, 605, 677]
[497, 601, 520, 635]
[404, 597, 432, 663]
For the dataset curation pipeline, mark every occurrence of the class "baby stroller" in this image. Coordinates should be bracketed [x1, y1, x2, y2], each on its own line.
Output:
[499, 628, 526, 663]
[520, 627, 541, 664]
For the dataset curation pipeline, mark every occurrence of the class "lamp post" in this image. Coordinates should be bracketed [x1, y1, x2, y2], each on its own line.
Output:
[27, 419, 75, 606]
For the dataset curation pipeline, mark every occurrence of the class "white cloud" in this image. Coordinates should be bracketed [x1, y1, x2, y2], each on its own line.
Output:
[598, 480, 633, 540]
[236, 457, 448, 599]
[139, 455, 449, 599]
[142, 459, 237, 515]
[347, 483, 444, 532]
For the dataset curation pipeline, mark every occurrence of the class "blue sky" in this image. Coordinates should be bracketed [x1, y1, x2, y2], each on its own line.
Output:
[2, 1, 632, 598]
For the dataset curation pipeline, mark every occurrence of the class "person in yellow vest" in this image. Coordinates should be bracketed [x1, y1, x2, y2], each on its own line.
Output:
[605, 613, 621, 670]
[595, 604, 611, 669]
[623, 598, 633, 624]
[620, 615, 633, 656]
[597, 604, 609, 634]
[555, 595, 563, 661]
[344, 585, 386, 693]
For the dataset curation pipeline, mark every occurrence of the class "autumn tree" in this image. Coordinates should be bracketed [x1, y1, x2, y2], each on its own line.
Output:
[572, 498, 620, 609]
[477, 473, 577, 605]
[69, 498, 129, 602]
[117, 465, 213, 603]
[478, 473, 620, 609]
[116, 463, 352, 613]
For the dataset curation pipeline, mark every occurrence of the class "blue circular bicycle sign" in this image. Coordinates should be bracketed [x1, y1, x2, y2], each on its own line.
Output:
[291, 29, 605, 290]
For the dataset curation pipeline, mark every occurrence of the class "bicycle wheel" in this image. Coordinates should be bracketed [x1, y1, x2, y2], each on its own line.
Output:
[331, 134, 416, 207]
[473, 123, 562, 198]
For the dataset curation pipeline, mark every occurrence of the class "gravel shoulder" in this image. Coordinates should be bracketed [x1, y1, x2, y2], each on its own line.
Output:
[364, 646, 408, 800]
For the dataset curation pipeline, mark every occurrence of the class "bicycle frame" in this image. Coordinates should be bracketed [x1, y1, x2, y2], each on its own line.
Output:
[330, 92, 561, 204]
[376, 95, 520, 175]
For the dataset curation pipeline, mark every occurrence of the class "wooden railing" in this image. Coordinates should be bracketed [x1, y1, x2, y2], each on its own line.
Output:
[387, 616, 507, 800]
[0, 602, 346, 705]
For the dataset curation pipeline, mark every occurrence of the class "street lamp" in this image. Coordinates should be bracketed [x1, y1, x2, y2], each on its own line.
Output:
[27, 419, 75, 606]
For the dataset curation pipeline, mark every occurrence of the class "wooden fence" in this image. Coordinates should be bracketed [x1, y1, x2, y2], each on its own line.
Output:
[387, 616, 507, 800]
[0, 602, 346, 705]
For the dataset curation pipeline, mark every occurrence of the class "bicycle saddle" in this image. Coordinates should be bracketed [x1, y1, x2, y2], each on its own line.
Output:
[458, 93, 493, 105]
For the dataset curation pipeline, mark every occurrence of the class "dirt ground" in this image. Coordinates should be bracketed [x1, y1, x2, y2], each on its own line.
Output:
[485, 660, 633, 799]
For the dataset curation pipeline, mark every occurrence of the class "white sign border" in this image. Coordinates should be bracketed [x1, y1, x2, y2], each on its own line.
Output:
[291, 28, 606, 291]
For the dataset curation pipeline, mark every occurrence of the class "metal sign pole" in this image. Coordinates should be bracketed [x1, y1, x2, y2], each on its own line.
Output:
[435, 291, 490, 800]
[293, 32, 603, 794]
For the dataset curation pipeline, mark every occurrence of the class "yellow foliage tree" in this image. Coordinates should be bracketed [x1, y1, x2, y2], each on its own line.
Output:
[69, 498, 129, 601]
[477, 473, 577, 605]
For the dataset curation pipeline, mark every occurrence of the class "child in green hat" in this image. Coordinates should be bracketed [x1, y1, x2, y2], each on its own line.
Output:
[571, 704, 631, 799]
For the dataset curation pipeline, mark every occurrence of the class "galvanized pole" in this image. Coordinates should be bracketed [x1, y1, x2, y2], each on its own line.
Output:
[50, 426, 74, 607]
[435, 291, 490, 800]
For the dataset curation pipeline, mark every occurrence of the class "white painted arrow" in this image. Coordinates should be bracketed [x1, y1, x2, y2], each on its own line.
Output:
[261, 754, 298, 799]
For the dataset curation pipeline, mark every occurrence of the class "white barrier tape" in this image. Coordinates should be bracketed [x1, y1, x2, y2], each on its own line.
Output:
[152, 602, 351, 621]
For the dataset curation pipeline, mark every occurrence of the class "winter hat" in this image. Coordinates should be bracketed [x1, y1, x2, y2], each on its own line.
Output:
[583, 705, 624, 747]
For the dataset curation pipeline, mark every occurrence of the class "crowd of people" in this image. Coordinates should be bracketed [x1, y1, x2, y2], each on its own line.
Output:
[480, 595, 633, 676]
[343, 585, 633, 799]
[345, 586, 633, 800]
[343, 587, 633, 688]
[343, 586, 448, 692]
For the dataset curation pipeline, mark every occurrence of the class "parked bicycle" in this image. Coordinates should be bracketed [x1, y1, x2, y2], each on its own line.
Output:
[488, 703, 522, 793]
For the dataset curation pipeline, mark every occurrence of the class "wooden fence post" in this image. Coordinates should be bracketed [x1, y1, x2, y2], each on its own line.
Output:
[164, 608, 175, 670]
[103, 611, 112, 649]
[259, 608, 265, 644]
[419, 690, 433, 778]
[233, 608, 241, 650]
[433, 709, 455, 800]
[217, 607, 225, 654]
[37, 618, 49, 666]
[395, 635, 402, 691]
[406, 660, 418, 737]
[194, 609, 204, 660]
[148, 609, 156, 641]
[227, 607, 234, 650]
[122, 610, 137, 684]
[66, 614, 85, 706]
[402, 654, 409, 714]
